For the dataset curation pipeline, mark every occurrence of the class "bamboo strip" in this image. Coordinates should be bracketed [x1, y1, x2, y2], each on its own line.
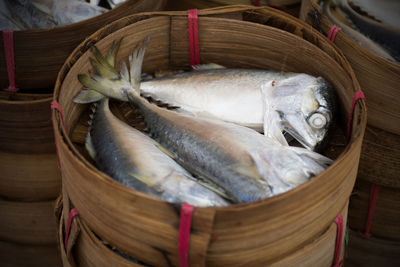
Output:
[0, 198, 58, 245]
[349, 179, 400, 241]
[0, 240, 62, 267]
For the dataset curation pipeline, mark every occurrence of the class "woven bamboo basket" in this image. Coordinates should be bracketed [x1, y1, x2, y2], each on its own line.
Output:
[349, 179, 400, 241]
[0, 0, 164, 91]
[345, 229, 400, 267]
[0, 198, 58, 245]
[53, 6, 366, 266]
[58, 198, 348, 267]
[299, 0, 400, 135]
[0, 240, 61, 267]
[166, 0, 301, 17]
[299, 0, 400, 247]
[0, 92, 61, 200]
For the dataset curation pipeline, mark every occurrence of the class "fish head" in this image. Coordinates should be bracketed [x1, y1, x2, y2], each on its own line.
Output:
[264, 74, 335, 151]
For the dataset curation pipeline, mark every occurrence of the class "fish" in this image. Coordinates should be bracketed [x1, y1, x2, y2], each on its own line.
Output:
[1, 0, 57, 30]
[74, 41, 336, 152]
[75, 39, 333, 202]
[87, 98, 229, 207]
[83, 43, 228, 207]
[52, 0, 108, 26]
[321, 0, 396, 62]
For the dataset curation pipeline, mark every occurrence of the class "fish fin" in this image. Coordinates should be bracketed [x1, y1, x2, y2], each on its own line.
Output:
[228, 164, 264, 182]
[73, 89, 105, 104]
[130, 172, 163, 193]
[248, 151, 291, 195]
[192, 63, 226, 71]
[261, 81, 288, 146]
[105, 39, 122, 67]
[288, 146, 333, 167]
[89, 57, 119, 79]
[154, 142, 176, 159]
[129, 36, 150, 90]
[120, 61, 129, 82]
[85, 132, 96, 159]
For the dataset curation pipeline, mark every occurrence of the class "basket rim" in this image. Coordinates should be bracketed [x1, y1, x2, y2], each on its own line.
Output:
[52, 6, 367, 210]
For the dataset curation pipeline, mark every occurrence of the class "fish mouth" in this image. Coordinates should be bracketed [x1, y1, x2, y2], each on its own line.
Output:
[282, 123, 317, 151]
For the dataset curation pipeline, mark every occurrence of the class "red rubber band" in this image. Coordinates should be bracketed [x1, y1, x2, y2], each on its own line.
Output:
[346, 91, 365, 142]
[252, 0, 260, 6]
[163, 0, 168, 8]
[51, 101, 65, 169]
[362, 183, 380, 238]
[333, 213, 344, 267]
[64, 208, 78, 251]
[188, 9, 200, 68]
[51, 101, 66, 128]
[2, 30, 18, 93]
[178, 203, 194, 267]
[328, 25, 341, 42]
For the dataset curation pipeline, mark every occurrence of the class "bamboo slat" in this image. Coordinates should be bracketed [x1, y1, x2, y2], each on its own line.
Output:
[0, 240, 62, 267]
[349, 179, 400, 241]
[300, 0, 400, 135]
[345, 229, 400, 267]
[58, 199, 348, 267]
[0, 0, 164, 91]
[53, 6, 366, 266]
[0, 198, 58, 245]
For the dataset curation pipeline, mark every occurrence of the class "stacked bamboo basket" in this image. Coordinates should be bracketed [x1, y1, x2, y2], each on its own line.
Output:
[0, 1, 164, 266]
[53, 5, 366, 266]
[299, 1, 400, 266]
[165, 0, 302, 16]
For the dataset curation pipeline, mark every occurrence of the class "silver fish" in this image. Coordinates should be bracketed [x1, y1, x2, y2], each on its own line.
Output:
[75, 39, 333, 202]
[87, 97, 228, 207]
[82, 43, 228, 207]
[75, 42, 336, 151]
[1, 0, 57, 30]
[52, 0, 107, 26]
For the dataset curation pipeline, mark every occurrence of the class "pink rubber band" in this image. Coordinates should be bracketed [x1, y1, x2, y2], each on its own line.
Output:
[362, 183, 380, 238]
[188, 9, 200, 68]
[64, 208, 78, 251]
[178, 203, 194, 267]
[2, 30, 18, 93]
[333, 213, 344, 267]
[51, 101, 65, 169]
[347, 91, 365, 142]
[328, 25, 341, 42]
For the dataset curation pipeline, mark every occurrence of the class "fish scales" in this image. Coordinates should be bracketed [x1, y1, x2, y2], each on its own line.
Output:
[90, 98, 228, 206]
[129, 94, 272, 203]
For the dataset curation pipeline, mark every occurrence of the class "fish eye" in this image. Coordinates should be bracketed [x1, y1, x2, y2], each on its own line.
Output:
[308, 112, 327, 129]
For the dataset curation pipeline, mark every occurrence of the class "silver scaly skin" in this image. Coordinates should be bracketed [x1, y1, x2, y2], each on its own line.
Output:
[75, 38, 336, 151]
[88, 98, 229, 207]
[74, 39, 333, 202]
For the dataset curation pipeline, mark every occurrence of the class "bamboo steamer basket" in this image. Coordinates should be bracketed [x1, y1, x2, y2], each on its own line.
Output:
[0, 240, 61, 267]
[345, 229, 400, 267]
[349, 179, 400, 241]
[0, 0, 164, 90]
[299, 0, 400, 135]
[299, 0, 400, 243]
[0, 198, 58, 245]
[58, 198, 348, 267]
[0, 0, 164, 200]
[53, 6, 366, 266]
[0, 92, 61, 200]
[166, 0, 301, 17]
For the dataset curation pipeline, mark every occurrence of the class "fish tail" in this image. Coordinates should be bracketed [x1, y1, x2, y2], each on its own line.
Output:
[128, 36, 150, 91]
